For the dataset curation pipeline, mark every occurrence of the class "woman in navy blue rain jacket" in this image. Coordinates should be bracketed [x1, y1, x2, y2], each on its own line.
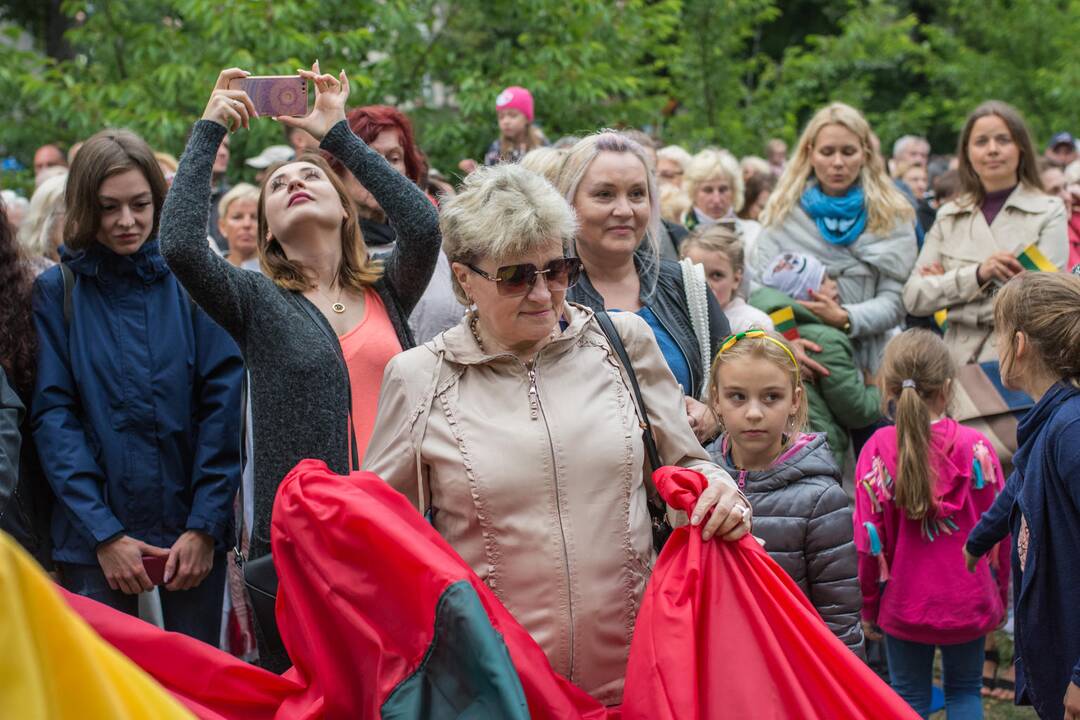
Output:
[31, 128, 243, 645]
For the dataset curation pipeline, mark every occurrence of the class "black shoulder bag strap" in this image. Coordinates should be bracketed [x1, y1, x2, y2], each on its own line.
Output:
[595, 310, 673, 550]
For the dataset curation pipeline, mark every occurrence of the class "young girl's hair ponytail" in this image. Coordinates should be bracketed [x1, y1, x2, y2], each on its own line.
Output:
[879, 329, 956, 520]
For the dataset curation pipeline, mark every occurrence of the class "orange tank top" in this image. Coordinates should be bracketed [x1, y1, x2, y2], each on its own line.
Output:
[339, 289, 403, 464]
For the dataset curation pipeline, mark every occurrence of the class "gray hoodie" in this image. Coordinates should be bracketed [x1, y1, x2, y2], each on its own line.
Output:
[707, 432, 865, 658]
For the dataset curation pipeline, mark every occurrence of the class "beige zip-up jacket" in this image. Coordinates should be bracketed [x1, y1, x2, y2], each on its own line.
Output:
[363, 303, 735, 705]
[903, 184, 1067, 364]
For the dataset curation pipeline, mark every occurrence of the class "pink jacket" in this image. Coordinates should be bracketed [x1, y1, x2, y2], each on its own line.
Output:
[854, 417, 1011, 645]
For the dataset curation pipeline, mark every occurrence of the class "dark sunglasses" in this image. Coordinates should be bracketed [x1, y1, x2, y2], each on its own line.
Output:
[465, 257, 583, 297]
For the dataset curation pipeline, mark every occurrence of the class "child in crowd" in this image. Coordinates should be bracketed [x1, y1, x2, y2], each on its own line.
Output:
[750, 252, 882, 468]
[705, 329, 865, 658]
[964, 273, 1080, 720]
[855, 329, 1010, 719]
[484, 86, 546, 166]
[680, 224, 773, 333]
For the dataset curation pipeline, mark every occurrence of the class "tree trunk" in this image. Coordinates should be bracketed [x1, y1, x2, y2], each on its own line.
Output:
[43, 0, 74, 61]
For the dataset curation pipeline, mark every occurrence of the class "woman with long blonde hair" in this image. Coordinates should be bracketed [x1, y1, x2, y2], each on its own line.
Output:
[753, 102, 916, 375]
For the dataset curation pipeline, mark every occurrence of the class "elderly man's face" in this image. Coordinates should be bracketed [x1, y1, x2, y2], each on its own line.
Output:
[34, 145, 66, 176]
[899, 140, 930, 168]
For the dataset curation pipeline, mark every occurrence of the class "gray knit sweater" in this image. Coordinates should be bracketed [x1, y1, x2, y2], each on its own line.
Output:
[161, 119, 440, 559]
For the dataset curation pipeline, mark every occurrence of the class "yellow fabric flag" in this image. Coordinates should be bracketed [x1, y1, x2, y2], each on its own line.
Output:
[0, 532, 194, 719]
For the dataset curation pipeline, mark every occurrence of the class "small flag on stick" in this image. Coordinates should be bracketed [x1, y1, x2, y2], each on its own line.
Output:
[769, 306, 800, 341]
[934, 309, 948, 332]
[1017, 244, 1058, 273]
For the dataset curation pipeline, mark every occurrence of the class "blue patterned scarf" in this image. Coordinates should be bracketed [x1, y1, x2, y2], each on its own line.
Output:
[800, 183, 867, 246]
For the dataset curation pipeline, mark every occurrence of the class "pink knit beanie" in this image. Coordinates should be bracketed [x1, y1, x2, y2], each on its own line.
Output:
[495, 86, 534, 123]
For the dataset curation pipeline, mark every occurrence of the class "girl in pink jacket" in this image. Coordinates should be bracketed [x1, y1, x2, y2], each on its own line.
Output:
[854, 329, 1010, 719]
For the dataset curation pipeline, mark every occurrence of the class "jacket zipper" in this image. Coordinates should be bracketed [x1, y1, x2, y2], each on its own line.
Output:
[651, 305, 698, 398]
[526, 357, 575, 680]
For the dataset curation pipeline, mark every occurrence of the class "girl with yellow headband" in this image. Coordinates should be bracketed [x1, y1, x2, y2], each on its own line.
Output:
[705, 328, 865, 657]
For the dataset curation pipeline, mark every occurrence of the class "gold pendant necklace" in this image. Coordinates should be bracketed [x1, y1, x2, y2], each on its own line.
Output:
[316, 283, 346, 314]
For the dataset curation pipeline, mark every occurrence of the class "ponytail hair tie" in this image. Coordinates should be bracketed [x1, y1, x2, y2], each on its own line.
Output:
[901, 379, 917, 390]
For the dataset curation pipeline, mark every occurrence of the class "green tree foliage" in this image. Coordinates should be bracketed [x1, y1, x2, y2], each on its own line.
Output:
[0, 0, 1078, 197]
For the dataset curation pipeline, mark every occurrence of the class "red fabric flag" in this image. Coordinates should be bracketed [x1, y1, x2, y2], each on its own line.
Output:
[621, 466, 918, 720]
[62, 461, 915, 719]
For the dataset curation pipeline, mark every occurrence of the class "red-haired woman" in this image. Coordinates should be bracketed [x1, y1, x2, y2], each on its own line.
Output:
[325, 104, 463, 342]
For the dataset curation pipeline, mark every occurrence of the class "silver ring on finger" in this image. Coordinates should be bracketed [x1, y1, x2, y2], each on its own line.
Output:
[737, 503, 750, 522]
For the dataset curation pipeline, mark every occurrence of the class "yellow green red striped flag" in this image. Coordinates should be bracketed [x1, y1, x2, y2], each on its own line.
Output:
[769, 306, 800, 341]
[1017, 244, 1058, 273]
[934, 309, 948, 332]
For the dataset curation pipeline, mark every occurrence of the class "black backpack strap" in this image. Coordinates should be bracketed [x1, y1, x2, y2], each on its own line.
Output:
[595, 310, 661, 471]
[60, 262, 75, 329]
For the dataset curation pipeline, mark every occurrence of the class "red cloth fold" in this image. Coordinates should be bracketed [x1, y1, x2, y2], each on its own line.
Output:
[64, 461, 916, 719]
[621, 466, 918, 719]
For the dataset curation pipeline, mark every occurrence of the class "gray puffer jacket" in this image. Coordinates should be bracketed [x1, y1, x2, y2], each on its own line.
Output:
[707, 432, 865, 658]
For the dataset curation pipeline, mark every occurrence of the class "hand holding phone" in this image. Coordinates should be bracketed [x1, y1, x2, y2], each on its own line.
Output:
[227, 75, 308, 118]
[142, 554, 168, 586]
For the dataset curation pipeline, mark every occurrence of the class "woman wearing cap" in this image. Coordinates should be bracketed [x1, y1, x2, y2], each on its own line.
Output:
[903, 101, 1067, 368]
[753, 102, 916, 376]
[364, 162, 750, 706]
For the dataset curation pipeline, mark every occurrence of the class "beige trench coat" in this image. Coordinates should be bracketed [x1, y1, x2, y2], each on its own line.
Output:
[903, 184, 1067, 364]
[363, 303, 735, 705]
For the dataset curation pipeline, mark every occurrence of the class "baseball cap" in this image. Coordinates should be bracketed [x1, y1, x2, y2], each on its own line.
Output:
[245, 145, 295, 169]
[1047, 132, 1075, 150]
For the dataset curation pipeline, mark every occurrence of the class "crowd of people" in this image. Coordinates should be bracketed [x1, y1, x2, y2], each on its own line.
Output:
[1, 63, 1079, 719]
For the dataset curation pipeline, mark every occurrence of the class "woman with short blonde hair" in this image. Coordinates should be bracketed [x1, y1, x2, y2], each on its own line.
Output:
[518, 146, 567, 185]
[656, 144, 691, 188]
[215, 182, 260, 270]
[682, 148, 744, 231]
[18, 171, 67, 266]
[365, 161, 750, 707]
[753, 102, 916, 374]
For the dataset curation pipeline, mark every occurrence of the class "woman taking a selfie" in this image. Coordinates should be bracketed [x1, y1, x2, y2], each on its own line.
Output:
[160, 65, 440, 571]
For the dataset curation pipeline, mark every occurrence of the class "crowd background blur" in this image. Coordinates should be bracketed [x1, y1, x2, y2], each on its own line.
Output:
[2, 3, 1080, 718]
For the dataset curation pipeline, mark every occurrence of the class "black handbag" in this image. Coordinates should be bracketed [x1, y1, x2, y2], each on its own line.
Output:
[595, 311, 674, 552]
[236, 294, 360, 657]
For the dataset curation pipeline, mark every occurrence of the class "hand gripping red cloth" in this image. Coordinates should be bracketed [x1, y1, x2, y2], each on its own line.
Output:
[620, 466, 918, 720]
[63, 461, 914, 719]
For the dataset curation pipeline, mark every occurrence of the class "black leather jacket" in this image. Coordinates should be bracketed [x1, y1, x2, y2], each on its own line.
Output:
[567, 247, 729, 399]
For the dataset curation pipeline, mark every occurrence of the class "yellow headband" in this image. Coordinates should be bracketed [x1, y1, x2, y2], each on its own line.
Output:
[716, 329, 801, 385]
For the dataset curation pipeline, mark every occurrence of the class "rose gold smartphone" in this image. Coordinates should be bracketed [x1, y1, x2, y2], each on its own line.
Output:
[227, 75, 308, 117]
